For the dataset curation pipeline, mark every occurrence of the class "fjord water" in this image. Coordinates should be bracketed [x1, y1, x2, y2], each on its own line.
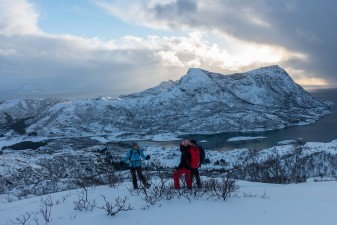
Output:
[145, 88, 337, 151]
[191, 88, 337, 151]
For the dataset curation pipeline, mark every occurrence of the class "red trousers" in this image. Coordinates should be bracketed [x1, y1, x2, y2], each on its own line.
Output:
[173, 168, 192, 189]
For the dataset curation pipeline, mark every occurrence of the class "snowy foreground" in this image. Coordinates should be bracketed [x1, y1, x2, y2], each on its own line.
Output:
[1, 180, 337, 225]
[1, 138, 337, 225]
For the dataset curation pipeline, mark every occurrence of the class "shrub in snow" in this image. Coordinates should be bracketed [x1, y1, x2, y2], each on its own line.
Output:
[73, 188, 96, 212]
[95, 148, 124, 187]
[8, 212, 32, 225]
[203, 177, 239, 201]
[39, 195, 54, 225]
[225, 141, 337, 184]
[99, 195, 133, 216]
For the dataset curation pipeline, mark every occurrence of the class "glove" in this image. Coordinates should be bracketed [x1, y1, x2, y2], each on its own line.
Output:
[145, 155, 150, 160]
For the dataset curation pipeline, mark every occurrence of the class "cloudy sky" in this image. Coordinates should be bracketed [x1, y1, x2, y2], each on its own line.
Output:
[1, 0, 336, 100]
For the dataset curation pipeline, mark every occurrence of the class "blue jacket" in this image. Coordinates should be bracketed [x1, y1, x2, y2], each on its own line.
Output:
[124, 148, 146, 168]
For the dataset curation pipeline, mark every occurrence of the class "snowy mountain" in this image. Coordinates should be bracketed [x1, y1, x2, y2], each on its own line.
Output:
[0, 65, 332, 138]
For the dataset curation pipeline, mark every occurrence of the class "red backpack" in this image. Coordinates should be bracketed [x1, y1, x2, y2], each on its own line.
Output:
[189, 145, 200, 169]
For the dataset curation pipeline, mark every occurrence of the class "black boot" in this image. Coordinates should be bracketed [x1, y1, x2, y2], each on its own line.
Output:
[132, 177, 138, 189]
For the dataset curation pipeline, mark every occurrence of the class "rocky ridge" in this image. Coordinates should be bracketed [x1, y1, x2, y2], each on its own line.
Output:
[0, 65, 332, 138]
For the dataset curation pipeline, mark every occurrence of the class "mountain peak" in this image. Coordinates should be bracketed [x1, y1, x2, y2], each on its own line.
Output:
[179, 68, 212, 89]
[261, 64, 284, 71]
[186, 67, 208, 74]
[184, 68, 209, 79]
[247, 65, 289, 77]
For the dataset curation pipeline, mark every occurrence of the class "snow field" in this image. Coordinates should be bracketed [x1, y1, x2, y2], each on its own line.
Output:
[1, 180, 337, 225]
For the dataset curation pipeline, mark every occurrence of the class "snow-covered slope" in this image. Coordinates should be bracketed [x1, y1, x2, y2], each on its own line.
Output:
[1, 179, 337, 225]
[1, 136, 337, 199]
[0, 65, 332, 137]
[1, 135, 337, 225]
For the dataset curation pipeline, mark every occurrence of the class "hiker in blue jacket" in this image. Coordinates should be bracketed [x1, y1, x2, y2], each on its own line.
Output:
[123, 142, 151, 189]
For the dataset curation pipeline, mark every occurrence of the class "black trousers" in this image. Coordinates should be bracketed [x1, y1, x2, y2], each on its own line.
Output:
[190, 168, 202, 188]
[130, 167, 147, 189]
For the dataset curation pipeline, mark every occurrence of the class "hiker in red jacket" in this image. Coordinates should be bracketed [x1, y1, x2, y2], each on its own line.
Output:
[190, 140, 202, 188]
[173, 139, 192, 189]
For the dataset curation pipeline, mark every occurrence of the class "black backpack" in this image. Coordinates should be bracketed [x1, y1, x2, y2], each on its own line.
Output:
[198, 145, 205, 164]
[129, 148, 141, 160]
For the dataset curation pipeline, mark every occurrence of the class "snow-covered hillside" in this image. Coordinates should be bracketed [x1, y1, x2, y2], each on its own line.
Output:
[1, 136, 337, 225]
[1, 180, 336, 225]
[0, 65, 332, 138]
[1, 137, 337, 225]
[1, 136, 337, 201]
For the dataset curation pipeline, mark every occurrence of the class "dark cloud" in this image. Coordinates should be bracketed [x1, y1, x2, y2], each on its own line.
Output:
[151, 0, 199, 28]
[154, 0, 197, 14]
[149, 0, 337, 84]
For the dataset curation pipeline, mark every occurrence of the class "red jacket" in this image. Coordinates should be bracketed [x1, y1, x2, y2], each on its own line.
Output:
[189, 145, 200, 169]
